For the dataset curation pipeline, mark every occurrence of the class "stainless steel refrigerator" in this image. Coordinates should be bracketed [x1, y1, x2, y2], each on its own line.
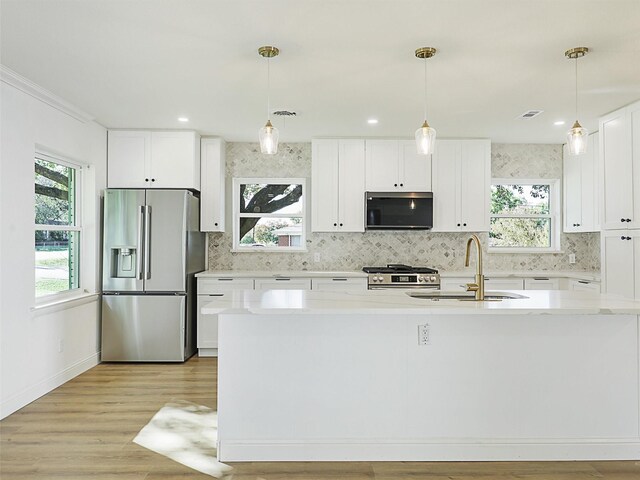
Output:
[101, 189, 205, 362]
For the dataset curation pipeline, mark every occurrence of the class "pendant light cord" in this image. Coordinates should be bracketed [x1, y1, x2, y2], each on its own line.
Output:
[267, 57, 271, 121]
[574, 56, 578, 121]
[423, 57, 428, 121]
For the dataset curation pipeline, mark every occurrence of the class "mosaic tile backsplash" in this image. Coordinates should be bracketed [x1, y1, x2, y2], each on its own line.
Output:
[207, 142, 600, 272]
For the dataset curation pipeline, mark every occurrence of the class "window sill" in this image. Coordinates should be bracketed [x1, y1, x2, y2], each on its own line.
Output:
[231, 248, 308, 253]
[31, 291, 100, 317]
[488, 248, 564, 254]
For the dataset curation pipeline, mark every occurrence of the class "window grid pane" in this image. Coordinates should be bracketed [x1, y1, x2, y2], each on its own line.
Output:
[35, 230, 80, 297]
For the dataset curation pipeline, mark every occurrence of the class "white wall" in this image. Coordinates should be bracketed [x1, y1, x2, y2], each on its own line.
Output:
[0, 70, 107, 418]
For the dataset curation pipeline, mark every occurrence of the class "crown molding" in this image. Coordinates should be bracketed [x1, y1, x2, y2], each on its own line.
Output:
[1, 65, 95, 123]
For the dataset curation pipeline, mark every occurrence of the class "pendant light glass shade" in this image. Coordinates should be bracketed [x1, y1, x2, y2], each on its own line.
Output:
[414, 47, 437, 155]
[565, 47, 589, 156]
[258, 45, 279, 155]
[259, 120, 279, 154]
[567, 120, 588, 155]
[415, 120, 437, 155]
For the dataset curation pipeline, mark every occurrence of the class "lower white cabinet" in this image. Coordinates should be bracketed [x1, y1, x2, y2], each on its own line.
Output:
[523, 277, 560, 290]
[197, 277, 254, 356]
[440, 277, 472, 292]
[601, 230, 640, 299]
[569, 279, 601, 292]
[311, 277, 367, 291]
[484, 277, 525, 290]
[254, 277, 312, 290]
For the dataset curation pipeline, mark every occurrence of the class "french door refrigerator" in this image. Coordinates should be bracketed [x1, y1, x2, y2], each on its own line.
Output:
[101, 189, 205, 361]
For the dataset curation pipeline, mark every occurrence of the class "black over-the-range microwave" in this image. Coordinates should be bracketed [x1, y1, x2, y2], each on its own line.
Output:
[365, 192, 433, 230]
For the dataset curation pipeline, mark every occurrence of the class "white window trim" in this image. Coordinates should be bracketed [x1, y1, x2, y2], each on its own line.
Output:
[232, 177, 307, 252]
[34, 150, 86, 305]
[488, 178, 561, 254]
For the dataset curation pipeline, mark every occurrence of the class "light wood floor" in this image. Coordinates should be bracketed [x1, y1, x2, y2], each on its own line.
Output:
[1, 356, 638, 479]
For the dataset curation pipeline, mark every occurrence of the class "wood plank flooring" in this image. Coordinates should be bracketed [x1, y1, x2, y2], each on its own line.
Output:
[1, 356, 639, 479]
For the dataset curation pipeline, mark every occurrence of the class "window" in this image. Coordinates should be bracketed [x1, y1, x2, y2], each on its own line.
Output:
[232, 178, 306, 251]
[489, 179, 560, 252]
[35, 153, 82, 298]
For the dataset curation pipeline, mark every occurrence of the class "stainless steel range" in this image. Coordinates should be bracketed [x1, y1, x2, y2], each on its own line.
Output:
[363, 264, 440, 289]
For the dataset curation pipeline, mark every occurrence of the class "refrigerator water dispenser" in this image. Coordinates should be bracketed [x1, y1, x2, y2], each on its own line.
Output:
[111, 247, 137, 278]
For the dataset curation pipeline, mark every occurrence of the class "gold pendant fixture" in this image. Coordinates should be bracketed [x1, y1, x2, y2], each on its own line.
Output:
[258, 46, 280, 155]
[415, 47, 437, 155]
[565, 47, 589, 155]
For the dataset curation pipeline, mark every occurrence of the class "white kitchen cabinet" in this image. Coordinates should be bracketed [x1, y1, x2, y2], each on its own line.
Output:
[484, 277, 524, 290]
[600, 100, 640, 230]
[563, 133, 599, 232]
[365, 140, 432, 192]
[523, 277, 560, 290]
[311, 277, 367, 291]
[431, 139, 491, 232]
[200, 138, 226, 232]
[312, 139, 365, 232]
[197, 277, 254, 356]
[568, 279, 601, 292]
[108, 130, 201, 190]
[601, 229, 640, 299]
[254, 277, 312, 290]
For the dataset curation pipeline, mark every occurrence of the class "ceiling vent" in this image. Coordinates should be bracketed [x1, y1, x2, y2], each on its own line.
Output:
[273, 110, 297, 117]
[518, 110, 543, 119]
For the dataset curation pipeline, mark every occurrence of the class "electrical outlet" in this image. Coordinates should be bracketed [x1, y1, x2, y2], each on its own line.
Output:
[418, 324, 431, 346]
[314, 253, 321, 263]
[568, 253, 576, 264]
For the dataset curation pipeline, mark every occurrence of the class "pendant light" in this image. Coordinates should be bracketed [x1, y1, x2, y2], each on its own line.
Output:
[258, 45, 279, 154]
[565, 47, 589, 155]
[415, 47, 437, 155]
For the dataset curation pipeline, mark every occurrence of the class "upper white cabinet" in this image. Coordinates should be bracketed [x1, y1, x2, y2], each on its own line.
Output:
[312, 139, 365, 232]
[563, 133, 600, 232]
[200, 138, 226, 232]
[431, 139, 491, 232]
[600, 100, 640, 230]
[108, 130, 201, 190]
[365, 140, 432, 192]
[601, 229, 640, 299]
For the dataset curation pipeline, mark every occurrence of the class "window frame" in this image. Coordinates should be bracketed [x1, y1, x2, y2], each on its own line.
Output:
[488, 178, 561, 254]
[232, 177, 307, 252]
[34, 150, 84, 303]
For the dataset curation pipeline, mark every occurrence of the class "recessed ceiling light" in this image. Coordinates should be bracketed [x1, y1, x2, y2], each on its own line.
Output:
[554, 120, 566, 126]
[367, 118, 379, 124]
[178, 117, 189, 122]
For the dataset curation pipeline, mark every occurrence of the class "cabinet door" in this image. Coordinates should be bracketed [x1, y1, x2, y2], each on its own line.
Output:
[524, 277, 560, 290]
[338, 140, 366, 231]
[431, 140, 460, 231]
[200, 138, 226, 232]
[254, 278, 312, 290]
[311, 277, 367, 291]
[311, 140, 340, 232]
[197, 294, 222, 349]
[602, 230, 635, 298]
[150, 131, 200, 189]
[398, 141, 431, 191]
[107, 130, 150, 188]
[601, 109, 633, 230]
[365, 140, 399, 190]
[581, 133, 599, 231]
[631, 103, 640, 229]
[459, 140, 490, 231]
[563, 143, 582, 231]
[484, 277, 524, 290]
[198, 277, 254, 294]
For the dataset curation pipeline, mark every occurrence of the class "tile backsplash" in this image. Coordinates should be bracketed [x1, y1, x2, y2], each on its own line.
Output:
[206, 142, 600, 273]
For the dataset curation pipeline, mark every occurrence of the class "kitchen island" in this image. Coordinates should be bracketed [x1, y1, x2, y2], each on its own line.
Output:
[203, 289, 640, 462]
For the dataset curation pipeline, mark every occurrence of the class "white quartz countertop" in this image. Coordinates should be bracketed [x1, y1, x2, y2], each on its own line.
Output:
[195, 270, 367, 278]
[439, 270, 601, 281]
[201, 289, 640, 316]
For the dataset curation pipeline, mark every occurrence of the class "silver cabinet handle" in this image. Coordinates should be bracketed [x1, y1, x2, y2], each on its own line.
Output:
[332, 278, 348, 281]
[144, 205, 151, 279]
[137, 206, 144, 280]
[275, 278, 291, 281]
[533, 277, 550, 281]
[217, 278, 234, 281]
[578, 280, 589, 284]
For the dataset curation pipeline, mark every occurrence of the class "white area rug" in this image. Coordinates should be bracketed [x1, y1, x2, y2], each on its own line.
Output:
[133, 400, 233, 478]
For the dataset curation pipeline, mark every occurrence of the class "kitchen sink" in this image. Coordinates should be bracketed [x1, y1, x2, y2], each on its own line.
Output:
[406, 291, 528, 301]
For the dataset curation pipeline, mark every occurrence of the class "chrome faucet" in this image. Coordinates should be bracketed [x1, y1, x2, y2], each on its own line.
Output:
[464, 234, 485, 301]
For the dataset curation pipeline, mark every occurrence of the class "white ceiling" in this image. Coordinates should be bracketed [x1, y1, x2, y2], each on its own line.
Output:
[2, 0, 639, 144]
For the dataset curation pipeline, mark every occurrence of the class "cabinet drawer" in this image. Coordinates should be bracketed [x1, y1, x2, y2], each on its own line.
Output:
[254, 278, 312, 290]
[198, 277, 254, 294]
[524, 277, 560, 290]
[484, 278, 524, 290]
[569, 279, 601, 292]
[311, 277, 367, 291]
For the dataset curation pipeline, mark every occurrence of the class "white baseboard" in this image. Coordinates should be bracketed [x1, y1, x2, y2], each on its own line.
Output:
[198, 348, 218, 357]
[0, 352, 100, 419]
[218, 439, 640, 462]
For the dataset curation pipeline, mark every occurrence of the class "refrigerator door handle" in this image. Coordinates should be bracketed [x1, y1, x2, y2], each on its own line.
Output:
[137, 206, 145, 280]
[144, 205, 152, 279]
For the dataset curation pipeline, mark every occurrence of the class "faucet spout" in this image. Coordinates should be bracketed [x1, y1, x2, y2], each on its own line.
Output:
[464, 234, 485, 300]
